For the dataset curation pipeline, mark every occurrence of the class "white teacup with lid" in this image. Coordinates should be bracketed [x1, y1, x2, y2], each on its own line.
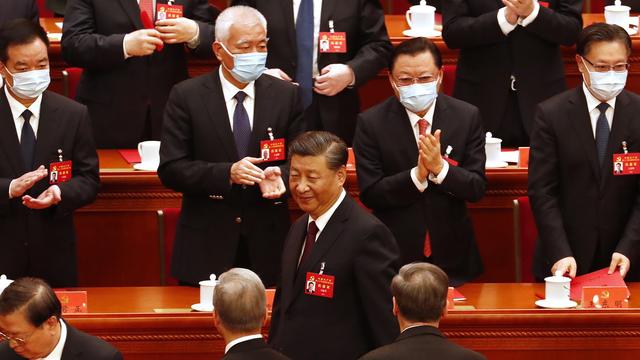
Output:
[535, 271, 577, 308]
[485, 132, 507, 168]
[405, 0, 437, 36]
[192, 274, 217, 312]
[0, 274, 14, 296]
[605, 1, 631, 30]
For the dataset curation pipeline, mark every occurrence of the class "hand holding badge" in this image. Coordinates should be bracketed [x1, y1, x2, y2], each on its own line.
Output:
[155, 2, 199, 45]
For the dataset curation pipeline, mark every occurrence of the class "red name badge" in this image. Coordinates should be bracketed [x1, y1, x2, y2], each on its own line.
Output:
[540, 1, 550, 7]
[49, 161, 72, 184]
[613, 153, 640, 175]
[260, 139, 286, 162]
[444, 156, 458, 167]
[305, 272, 335, 298]
[581, 286, 629, 309]
[319, 32, 347, 53]
[55, 291, 88, 314]
[156, 4, 183, 20]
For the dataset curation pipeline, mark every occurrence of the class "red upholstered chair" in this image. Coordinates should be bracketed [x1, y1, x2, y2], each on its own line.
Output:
[513, 197, 538, 282]
[441, 64, 456, 96]
[157, 208, 181, 285]
[62, 67, 83, 99]
[37, 0, 54, 17]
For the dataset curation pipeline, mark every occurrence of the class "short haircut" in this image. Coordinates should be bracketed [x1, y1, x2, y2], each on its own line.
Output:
[288, 131, 348, 171]
[577, 22, 631, 57]
[0, 278, 61, 327]
[214, 268, 266, 333]
[391, 263, 449, 323]
[0, 19, 50, 63]
[215, 5, 267, 43]
[390, 37, 442, 72]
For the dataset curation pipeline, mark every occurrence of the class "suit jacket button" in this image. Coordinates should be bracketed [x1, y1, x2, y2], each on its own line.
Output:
[241, 185, 247, 190]
[235, 217, 242, 224]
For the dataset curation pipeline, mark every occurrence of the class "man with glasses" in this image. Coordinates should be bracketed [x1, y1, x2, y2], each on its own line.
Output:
[0, 277, 121, 359]
[529, 23, 640, 281]
[353, 37, 486, 286]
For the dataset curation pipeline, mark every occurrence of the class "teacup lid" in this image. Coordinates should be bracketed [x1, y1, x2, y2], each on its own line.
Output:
[199, 274, 217, 286]
[544, 271, 571, 283]
[485, 132, 502, 144]
[606, 0, 630, 11]
[410, 0, 435, 13]
[0, 274, 14, 293]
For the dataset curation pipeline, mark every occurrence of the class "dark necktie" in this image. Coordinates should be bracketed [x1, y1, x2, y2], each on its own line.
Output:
[595, 102, 610, 166]
[300, 221, 318, 266]
[233, 91, 251, 158]
[295, 0, 314, 108]
[21, 109, 36, 171]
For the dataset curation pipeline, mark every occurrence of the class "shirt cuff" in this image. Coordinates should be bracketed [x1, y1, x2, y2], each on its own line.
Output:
[518, 1, 540, 27]
[411, 167, 429, 192]
[497, 7, 517, 35]
[8, 179, 15, 199]
[187, 21, 200, 49]
[428, 159, 449, 185]
[123, 33, 132, 59]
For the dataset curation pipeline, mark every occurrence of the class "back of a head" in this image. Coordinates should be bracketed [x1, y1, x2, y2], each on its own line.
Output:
[391, 263, 449, 323]
[288, 131, 348, 171]
[214, 268, 266, 333]
[0, 18, 49, 62]
[214, 5, 267, 43]
[0, 277, 61, 327]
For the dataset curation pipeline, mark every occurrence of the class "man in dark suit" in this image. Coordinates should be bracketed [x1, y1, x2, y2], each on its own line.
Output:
[214, 268, 290, 360]
[359, 263, 486, 360]
[231, 0, 393, 145]
[0, 0, 39, 28]
[158, 6, 303, 286]
[269, 131, 400, 360]
[0, 277, 122, 360]
[529, 23, 640, 281]
[442, 0, 583, 147]
[0, 20, 99, 287]
[353, 37, 485, 285]
[61, 0, 217, 148]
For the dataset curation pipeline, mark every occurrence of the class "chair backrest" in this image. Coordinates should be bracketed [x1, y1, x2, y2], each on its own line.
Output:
[62, 67, 83, 99]
[158, 208, 181, 285]
[37, 0, 54, 17]
[442, 64, 456, 96]
[513, 196, 538, 282]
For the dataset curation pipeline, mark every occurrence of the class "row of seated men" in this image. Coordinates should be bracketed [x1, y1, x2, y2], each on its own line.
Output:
[0, 266, 485, 360]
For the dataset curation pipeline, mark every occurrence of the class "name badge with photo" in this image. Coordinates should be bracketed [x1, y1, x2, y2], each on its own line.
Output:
[319, 32, 347, 53]
[613, 153, 640, 175]
[49, 161, 72, 184]
[260, 139, 285, 162]
[156, 3, 183, 20]
[305, 272, 335, 299]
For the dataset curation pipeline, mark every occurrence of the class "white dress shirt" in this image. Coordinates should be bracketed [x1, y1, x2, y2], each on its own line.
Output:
[293, 0, 323, 77]
[497, 1, 540, 35]
[224, 334, 263, 354]
[405, 100, 449, 192]
[582, 83, 615, 138]
[5, 85, 42, 141]
[219, 66, 256, 131]
[298, 189, 346, 263]
[38, 320, 67, 360]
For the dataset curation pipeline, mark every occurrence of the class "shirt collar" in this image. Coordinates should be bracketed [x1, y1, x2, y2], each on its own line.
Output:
[582, 82, 616, 113]
[4, 86, 43, 122]
[404, 98, 437, 130]
[224, 334, 263, 354]
[38, 319, 66, 360]
[307, 189, 346, 233]
[219, 66, 256, 103]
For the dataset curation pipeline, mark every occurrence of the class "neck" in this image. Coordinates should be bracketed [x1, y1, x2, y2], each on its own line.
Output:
[41, 321, 62, 358]
[7, 86, 36, 107]
[310, 189, 343, 220]
[398, 315, 439, 332]
[223, 330, 261, 345]
[221, 65, 248, 89]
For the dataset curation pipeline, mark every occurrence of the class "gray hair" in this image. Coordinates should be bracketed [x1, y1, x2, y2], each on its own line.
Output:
[214, 268, 266, 333]
[288, 131, 348, 171]
[391, 263, 449, 323]
[215, 5, 267, 43]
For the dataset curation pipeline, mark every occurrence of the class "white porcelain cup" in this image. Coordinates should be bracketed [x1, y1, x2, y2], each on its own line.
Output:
[0, 274, 13, 296]
[199, 274, 217, 307]
[605, 3, 631, 30]
[137, 141, 160, 165]
[406, 3, 435, 33]
[485, 133, 502, 163]
[544, 273, 571, 304]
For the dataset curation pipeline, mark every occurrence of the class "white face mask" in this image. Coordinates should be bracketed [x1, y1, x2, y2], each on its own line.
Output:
[219, 43, 267, 83]
[3, 67, 50, 99]
[393, 78, 439, 114]
[582, 58, 627, 101]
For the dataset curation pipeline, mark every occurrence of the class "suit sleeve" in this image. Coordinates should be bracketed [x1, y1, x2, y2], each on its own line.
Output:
[353, 115, 423, 210]
[354, 222, 400, 347]
[528, 104, 573, 263]
[523, 0, 582, 46]
[615, 179, 640, 262]
[188, 0, 218, 57]
[55, 106, 100, 216]
[442, 0, 507, 49]
[347, 0, 393, 87]
[61, 0, 129, 70]
[157, 85, 234, 196]
[434, 108, 486, 202]
[0, 178, 11, 214]
[279, 85, 304, 184]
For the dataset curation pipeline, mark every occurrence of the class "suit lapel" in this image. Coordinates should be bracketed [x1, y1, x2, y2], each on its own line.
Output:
[249, 77, 273, 156]
[202, 70, 238, 160]
[319, 0, 337, 32]
[119, 0, 143, 29]
[282, 0, 296, 52]
[281, 216, 308, 312]
[601, 91, 631, 190]
[60, 321, 82, 359]
[431, 96, 451, 153]
[569, 87, 601, 184]
[389, 99, 420, 169]
[33, 92, 60, 169]
[0, 88, 23, 175]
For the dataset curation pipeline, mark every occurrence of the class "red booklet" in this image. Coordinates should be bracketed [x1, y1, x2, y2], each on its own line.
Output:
[570, 268, 630, 301]
[118, 149, 141, 164]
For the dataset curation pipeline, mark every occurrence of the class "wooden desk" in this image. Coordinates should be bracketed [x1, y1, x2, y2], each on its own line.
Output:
[62, 284, 640, 360]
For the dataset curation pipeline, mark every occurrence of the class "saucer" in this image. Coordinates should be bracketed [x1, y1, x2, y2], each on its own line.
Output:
[486, 160, 509, 168]
[191, 303, 214, 312]
[133, 162, 159, 171]
[535, 299, 577, 309]
[626, 27, 638, 36]
[402, 29, 441, 38]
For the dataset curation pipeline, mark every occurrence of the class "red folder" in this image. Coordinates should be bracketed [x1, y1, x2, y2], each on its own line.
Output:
[118, 149, 141, 164]
[570, 268, 630, 301]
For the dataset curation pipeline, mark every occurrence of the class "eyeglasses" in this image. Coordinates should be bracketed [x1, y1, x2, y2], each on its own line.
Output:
[393, 75, 438, 87]
[582, 56, 630, 73]
[0, 329, 37, 346]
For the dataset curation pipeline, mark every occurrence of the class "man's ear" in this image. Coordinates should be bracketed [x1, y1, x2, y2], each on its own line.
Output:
[392, 296, 399, 317]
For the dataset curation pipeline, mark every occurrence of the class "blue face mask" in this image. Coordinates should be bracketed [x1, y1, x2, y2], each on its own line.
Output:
[220, 43, 267, 83]
[4, 68, 50, 99]
[394, 79, 439, 114]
